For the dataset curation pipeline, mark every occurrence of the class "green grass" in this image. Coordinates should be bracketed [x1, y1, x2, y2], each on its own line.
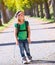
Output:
[0, 18, 13, 31]
[29, 15, 54, 23]
[39, 17, 54, 23]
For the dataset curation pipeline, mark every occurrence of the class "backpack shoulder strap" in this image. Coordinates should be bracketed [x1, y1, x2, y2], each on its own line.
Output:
[25, 21, 29, 37]
[25, 21, 29, 30]
[25, 21, 29, 27]
[16, 23, 20, 36]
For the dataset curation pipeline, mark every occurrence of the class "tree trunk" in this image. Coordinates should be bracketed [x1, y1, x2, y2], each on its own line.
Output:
[6, 9, 15, 20]
[52, 0, 55, 21]
[32, 4, 37, 17]
[0, 19, 2, 26]
[40, 3, 44, 18]
[24, 8, 30, 15]
[29, 6, 34, 17]
[48, 0, 51, 6]
[44, 0, 51, 19]
[35, 4, 40, 17]
[0, 5, 2, 26]
[1, 0, 8, 24]
[0, 18, 2, 26]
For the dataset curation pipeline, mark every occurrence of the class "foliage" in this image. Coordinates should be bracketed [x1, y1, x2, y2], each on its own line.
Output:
[3, 0, 31, 12]
[4, 0, 16, 12]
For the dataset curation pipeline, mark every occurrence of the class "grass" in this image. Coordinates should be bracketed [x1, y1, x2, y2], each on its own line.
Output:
[29, 15, 54, 23]
[0, 18, 13, 32]
[38, 17, 54, 23]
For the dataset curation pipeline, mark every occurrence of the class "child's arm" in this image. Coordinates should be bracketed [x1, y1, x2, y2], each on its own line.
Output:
[27, 26, 31, 43]
[14, 28, 19, 45]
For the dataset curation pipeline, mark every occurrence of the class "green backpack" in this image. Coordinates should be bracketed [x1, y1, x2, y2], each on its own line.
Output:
[17, 21, 29, 38]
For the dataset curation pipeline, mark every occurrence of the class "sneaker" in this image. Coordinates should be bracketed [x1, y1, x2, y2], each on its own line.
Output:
[28, 56, 32, 62]
[22, 57, 27, 64]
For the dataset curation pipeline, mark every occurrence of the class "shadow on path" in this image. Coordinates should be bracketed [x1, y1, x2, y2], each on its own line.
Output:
[0, 26, 55, 34]
[0, 40, 55, 46]
[31, 40, 55, 44]
[31, 26, 55, 31]
[41, 21, 55, 25]
[30, 60, 55, 64]
[0, 31, 13, 33]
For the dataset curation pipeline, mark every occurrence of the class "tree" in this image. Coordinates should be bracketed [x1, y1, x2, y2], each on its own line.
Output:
[28, 0, 40, 17]
[0, 20, 2, 26]
[0, 0, 9, 23]
[43, 0, 51, 19]
[29, 6, 34, 17]
[34, 3, 40, 17]
[0, 11, 2, 26]
[52, 0, 55, 21]
[40, 3, 44, 18]
[4, 0, 16, 19]
[0, 2, 3, 26]
[28, 0, 34, 16]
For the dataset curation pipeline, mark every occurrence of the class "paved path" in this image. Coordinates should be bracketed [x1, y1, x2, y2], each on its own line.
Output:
[0, 17, 55, 65]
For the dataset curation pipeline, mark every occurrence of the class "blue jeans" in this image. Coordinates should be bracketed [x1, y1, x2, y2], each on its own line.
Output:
[18, 39, 31, 58]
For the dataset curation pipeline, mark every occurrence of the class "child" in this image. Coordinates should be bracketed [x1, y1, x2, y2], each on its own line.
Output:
[14, 11, 32, 64]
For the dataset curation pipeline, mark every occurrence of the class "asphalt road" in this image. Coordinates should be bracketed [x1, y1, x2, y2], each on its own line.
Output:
[0, 17, 55, 65]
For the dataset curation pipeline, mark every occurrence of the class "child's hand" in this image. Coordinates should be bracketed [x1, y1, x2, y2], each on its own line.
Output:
[28, 38, 31, 43]
[16, 41, 19, 45]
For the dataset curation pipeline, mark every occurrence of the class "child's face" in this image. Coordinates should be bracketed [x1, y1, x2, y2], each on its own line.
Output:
[17, 12, 24, 21]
